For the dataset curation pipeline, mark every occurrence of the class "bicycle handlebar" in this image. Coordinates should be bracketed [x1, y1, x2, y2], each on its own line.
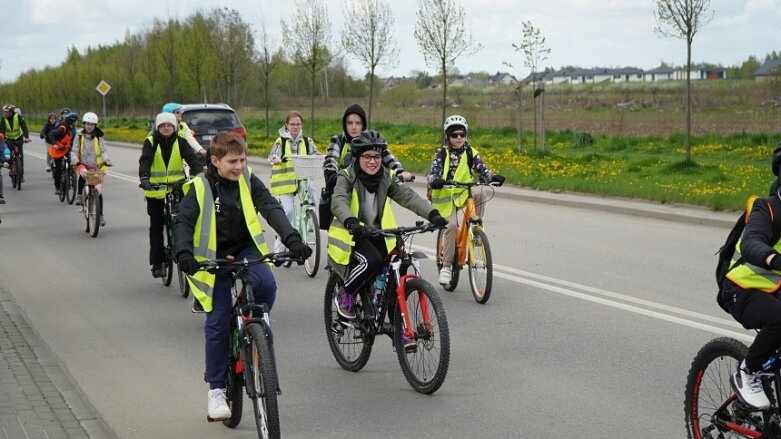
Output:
[361, 221, 443, 239]
[196, 252, 305, 273]
[442, 180, 498, 188]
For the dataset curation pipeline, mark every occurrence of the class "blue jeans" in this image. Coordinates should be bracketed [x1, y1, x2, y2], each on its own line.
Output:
[205, 247, 277, 389]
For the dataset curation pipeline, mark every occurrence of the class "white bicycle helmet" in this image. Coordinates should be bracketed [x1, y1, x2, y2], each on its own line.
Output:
[83, 112, 99, 124]
[443, 114, 468, 134]
[2, 104, 15, 113]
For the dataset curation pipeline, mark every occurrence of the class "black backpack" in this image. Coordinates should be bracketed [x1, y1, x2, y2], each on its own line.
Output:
[716, 195, 781, 312]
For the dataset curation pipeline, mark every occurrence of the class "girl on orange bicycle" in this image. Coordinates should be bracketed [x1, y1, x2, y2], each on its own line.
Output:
[427, 115, 505, 285]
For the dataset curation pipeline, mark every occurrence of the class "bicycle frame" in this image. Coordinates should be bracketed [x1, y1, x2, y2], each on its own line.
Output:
[454, 196, 480, 267]
[293, 178, 315, 230]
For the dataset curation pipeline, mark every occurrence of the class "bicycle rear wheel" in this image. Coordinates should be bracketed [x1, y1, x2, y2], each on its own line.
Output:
[11, 158, 21, 190]
[684, 337, 758, 439]
[59, 167, 68, 202]
[467, 228, 492, 304]
[88, 190, 101, 238]
[435, 229, 459, 291]
[303, 210, 320, 277]
[247, 323, 280, 439]
[66, 171, 77, 204]
[393, 278, 450, 394]
[162, 224, 173, 286]
[222, 356, 244, 428]
[323, 272, 373, 371]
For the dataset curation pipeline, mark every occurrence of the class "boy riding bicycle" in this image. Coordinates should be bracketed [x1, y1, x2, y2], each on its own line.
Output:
[427, 115, 505, 286]
[173, 132, 312, 421]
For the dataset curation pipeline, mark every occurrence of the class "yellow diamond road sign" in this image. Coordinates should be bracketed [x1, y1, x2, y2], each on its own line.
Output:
[96, 80, 111, 96]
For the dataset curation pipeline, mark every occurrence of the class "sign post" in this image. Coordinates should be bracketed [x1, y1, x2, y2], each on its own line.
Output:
[95, 80, 111, 123]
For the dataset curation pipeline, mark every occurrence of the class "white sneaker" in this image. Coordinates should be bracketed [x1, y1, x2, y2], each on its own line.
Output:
[732, 360, 770, 409]
[207, 388, 232, 420]
[438, 266, 452, 285]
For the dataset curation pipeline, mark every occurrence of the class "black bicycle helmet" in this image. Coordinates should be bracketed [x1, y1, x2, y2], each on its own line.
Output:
[65, 112, 79, 124]
[350, 130, 388, 158]
[773, 143, 781, 176]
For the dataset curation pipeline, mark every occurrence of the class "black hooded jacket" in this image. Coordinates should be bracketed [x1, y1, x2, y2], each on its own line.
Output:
[138, 132, 202, 180]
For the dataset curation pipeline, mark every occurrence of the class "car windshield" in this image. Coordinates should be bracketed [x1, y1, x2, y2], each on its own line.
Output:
[183, 110, 240, 128]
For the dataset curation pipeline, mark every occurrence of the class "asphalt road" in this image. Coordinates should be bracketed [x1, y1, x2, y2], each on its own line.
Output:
[0, 138, 752, 438]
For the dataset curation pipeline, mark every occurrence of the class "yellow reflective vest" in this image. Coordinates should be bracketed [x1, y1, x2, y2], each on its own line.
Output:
[727, 196, 781, 292]
[143, 135, 186, 199]
[78, 135, 106, 170]
[430, 146, 477, 218]
[327, 184, 398, 266]
[270, 137, 308, 196]
[184, 167, 270, 312]
[3, 114, 22, 140]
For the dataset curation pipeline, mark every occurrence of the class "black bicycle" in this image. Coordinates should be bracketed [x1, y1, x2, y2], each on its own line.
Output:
[685, 336, 781, 438]
[149, 182, 189, 296]
[59, 154, 78, 204]
[7, 139, 25, 191]
[197, 252, 302, 439]
[324, 221, 451, 394]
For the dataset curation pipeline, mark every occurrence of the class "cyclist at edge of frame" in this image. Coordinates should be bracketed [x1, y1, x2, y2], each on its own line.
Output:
[172, 131, 312, 422]
[327, 130, 448, 328]
[139, 112, 203, 279]
[0, 104, 31, 180]
[268, 110, 320, 253]
[426, 114, 505, 286]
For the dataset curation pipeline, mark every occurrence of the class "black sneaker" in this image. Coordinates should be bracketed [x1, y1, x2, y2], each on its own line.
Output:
[152, 264, 165, 278]
[191, 299, 205, 314]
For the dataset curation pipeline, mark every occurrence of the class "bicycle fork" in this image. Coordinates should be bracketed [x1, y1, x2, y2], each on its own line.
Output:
[240, 315, 282, 399]
[394, 273, 432, 345]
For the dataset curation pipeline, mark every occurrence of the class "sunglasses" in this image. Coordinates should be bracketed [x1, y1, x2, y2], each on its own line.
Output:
[449, 132, 466, 139]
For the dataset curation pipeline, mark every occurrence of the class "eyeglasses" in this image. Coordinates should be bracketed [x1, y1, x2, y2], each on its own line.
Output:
[360, 154, 382, 163]
[449, 132, 466, 139]
[287, 122, 302, 127]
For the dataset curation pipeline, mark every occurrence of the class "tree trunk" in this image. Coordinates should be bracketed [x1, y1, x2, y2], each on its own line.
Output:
[515, 85, 523, 154]
[685, 37, 692, 163]
[310, 68, 316, 141]
[441, 59, 447, 123]
[264, 76, 270, 137]
[368, 66, 375, 130]
[541, 90, 545, 153]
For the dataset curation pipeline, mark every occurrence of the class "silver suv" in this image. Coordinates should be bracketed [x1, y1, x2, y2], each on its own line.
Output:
[179, 103, 246, 149]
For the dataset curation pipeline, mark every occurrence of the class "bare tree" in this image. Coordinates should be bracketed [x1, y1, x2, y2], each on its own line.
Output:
[211, 8, 255, 106]
[519, 21, 549, 153]
[281, 0, 333, 140]
[255, 20, 280, 137]
[180, 11, 216, 103]
[654, 0, 714, 163]
[342, 0, 399, 129]
[413, 0, 481, 122]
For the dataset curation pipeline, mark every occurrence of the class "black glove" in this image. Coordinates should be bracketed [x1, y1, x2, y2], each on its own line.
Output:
[287, 238, 313, 261]
[430, 178, 446, 190]
[491, 174, 505, 187]
[428, 210, 449, 228]
[770, 254, 781, 271]
[344, 217, 367, 238]
[139, 177, 153, 191]
[177, 252, 199, 275]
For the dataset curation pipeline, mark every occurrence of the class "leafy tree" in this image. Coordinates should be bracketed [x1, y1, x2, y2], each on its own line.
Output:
[281, 0, 333, 140]
[654, 0, 714, 163]
[211, 8, 254, 106]
[520, 21, 550, 153]
[341, 0, 399, 129]
[180, 11, 216, 103]
[413, 0, 481, 122]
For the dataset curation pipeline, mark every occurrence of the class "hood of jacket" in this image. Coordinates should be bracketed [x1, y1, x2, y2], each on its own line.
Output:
[342, 104, 367, 142]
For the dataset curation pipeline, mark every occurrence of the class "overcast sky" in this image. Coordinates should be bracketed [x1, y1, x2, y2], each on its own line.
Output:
[2, 0, 780, 84]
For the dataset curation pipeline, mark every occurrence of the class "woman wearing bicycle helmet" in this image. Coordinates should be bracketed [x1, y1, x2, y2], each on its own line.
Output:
[327, 130, 447, 323]
[71, 112, 111, 225]
[161, 102, 206, 157]
[427, 115, 505, 286]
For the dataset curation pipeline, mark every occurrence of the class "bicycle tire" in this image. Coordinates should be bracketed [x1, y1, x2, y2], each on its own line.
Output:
[222, 358, 244, 429]
[684, 337, 755, 439]
[304, 210, 320, 278]
[435, 229, 459, 291]
[162, 224, 173, 287]
[467, 228, 492, 304]
[88, 190, 100, 238]
[59, 167, 67, 202]
[323, 272, 373, 371]
[247, 323, 280, 439]
[393, 278, 450, 394]
[66, 171, 77, 204]
[12, 159, 21, 190]
[177, 265, 190, 298]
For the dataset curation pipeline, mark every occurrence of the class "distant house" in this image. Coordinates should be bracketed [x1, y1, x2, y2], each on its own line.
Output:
[488, 71, 517, 85]
[644, 64, 674, 81]
[755, 60, 781, 81]
[449, 76, 489, 87]
[612, 67, 645, 82]
[673, 66, 727, 80]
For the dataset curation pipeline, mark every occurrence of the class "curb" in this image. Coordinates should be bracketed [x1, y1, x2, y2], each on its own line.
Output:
[106, 140, 736, 228]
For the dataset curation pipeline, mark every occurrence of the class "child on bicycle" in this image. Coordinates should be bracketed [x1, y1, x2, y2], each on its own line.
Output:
[139, 112, 203, 279]
[71, 112, 111, 226]
[268, 111, 320, 253]
[723, 145, 781, 410]
[427, 115, 505, 286]
[327, 130, 447, 331]
[173, 131, 312, 421]
[40, 112, 58, 172]
[46, 111, 79, 196]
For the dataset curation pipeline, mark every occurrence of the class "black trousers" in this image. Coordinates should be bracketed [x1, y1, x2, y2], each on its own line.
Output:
[724, 281, 781, 371]
[344, 236, 388, 293]
[146, 198, 165, 265]
[52, 157, 64, 188]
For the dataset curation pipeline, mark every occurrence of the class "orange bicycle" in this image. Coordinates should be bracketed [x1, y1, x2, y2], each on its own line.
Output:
[435, 180, 496, 304]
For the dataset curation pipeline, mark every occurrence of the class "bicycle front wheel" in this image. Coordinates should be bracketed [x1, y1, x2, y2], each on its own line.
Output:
[88, 190, 101, 238]
[435, 229, 459, 291]
[684, 337, 755, 439]
[162, 224, 173, 286]
[177, 265, 190, 298]
[304, 210, 320, 277]
[12, 159, 21, 190]
[66, 171, 77, 204]
[393, 278, 450, 394]
[323, 272, 373, 371]
[467, 228, 492, 304]
[59, 167, 68, 202]
[247, 324, 280, 439]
